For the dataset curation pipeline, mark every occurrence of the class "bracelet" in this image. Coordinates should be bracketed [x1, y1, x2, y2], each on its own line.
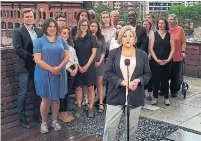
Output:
[181, 51, 185, 53]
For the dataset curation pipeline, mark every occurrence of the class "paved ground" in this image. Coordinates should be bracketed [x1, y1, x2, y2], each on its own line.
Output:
[66, 76, 201, 141]
[3, 76, 201, 141]
[142, 76, 201, 132]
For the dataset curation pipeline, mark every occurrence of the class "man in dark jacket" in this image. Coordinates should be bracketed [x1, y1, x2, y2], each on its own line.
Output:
[12, 9, 43, 129]
[128, 11, 148, 52]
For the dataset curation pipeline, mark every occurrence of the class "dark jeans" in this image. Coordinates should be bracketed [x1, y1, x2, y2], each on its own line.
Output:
[59, 67, 75, 112]
[170, 61, 182, 94]
[18, 73, 41, 120]
[151, 60, 172, 99]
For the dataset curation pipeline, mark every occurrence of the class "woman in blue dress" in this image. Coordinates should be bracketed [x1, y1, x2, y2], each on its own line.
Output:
[33, 18, 69, 133]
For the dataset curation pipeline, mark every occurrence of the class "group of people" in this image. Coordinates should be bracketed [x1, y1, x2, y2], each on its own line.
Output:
[13, 7, 186, 140]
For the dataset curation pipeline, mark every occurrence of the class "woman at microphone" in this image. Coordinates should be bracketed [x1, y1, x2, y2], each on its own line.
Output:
[103, 25, 151, 141]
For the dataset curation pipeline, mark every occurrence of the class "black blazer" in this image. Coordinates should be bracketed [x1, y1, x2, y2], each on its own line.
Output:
[135, 25, 148, 53]
[13, 25, 43, 74]
[104, 46, 151, 108]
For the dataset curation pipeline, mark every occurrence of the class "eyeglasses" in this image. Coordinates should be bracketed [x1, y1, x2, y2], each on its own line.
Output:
[80, 24, 88, 27]
[57, 20, 66, 22]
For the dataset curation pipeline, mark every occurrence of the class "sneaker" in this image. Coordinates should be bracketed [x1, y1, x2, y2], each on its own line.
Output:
[151, 98, 158, 105]
[75, 107, 83, 118]
[164, 99, 171, 106]
[52, 120, 61, 131]
[41, 123, 48, 133]
[88, 108, 94, 118]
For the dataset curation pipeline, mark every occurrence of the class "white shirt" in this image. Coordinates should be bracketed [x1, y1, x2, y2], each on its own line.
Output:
[120, 55, 136, 105]
[24, 25, 38, 41]
[109, 37, 120, 50]
[101, 27, 116, 43]
[66, 46, 79, 69]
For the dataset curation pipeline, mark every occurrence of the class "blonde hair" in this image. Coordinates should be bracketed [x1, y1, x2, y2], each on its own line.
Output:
[100, 11, 113, 28]
[168, 14, 178, 24]
[117, 25, 137, 45]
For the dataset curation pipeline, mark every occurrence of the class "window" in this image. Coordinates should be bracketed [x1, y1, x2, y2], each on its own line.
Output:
[18, 11, 20, 18]
[50, 12, 53, 17]
[7, 10, 9, 18]
[10, 10, 13, 18]
[43, 12, 46, 19]
[74, 12, 77, 19]
[34, 12, 36, 19]
[1, 22, 6, 29]
[15, 23, 20, 28]
[64, 12, 67, 17]
[8, 22, 13, 29]
[14, 11, 17, 18]
[1, 10, 3, 18]
[38, 10, 42, 19]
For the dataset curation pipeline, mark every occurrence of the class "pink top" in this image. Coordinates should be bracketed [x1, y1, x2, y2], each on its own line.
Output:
[169, 26, 186, 62]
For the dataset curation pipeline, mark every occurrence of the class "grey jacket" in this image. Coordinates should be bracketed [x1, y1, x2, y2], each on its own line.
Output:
[104, 46, 151, 108]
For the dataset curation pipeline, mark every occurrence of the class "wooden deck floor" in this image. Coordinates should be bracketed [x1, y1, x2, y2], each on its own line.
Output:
[1, 122, 101, 141]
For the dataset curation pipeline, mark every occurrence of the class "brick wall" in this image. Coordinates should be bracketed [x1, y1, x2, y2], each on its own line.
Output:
[184, 42, 201, 78]
[1, 48, 35, 131]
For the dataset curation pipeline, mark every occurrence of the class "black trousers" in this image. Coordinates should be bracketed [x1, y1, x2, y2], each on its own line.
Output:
[170, 61, 182, 94]
[144, 61, 153, 92]
[151, 60, 172, 99]
[59, 66, 75, 112]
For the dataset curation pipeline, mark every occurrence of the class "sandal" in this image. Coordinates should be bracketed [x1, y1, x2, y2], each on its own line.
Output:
[98, 104, 104, 113]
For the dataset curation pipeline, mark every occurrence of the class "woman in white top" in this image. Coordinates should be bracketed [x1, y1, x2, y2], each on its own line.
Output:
[100, 11, 116, 59]
[103, 26, 151, 141]
[143, 19, 154, 101]
[110, 21, 125, 51]
[58, 26, 78, 123]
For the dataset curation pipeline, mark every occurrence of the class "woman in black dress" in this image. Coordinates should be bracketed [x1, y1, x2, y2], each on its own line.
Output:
[149, 17, 175, 106]
[89, 19, 106, 113]
[73, 19, 98, 118]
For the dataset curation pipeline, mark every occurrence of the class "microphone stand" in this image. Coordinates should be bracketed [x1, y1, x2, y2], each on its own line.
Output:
[125, 58, 130, 141]
[126, 65, 130, 141]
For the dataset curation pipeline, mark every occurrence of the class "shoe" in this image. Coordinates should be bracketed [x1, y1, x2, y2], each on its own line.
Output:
[171, 92, 177, 98]
[75, 107, 83, 118]
[164, 99, 170, 106]
[52, 120, 61, 131]
[41, 123, 48, 133]
[159, 91, 164, 96]
[83, 104, 89, 111]
[59, 114, 74, 123]
[151, 98, 158, 105]
[32, 114, 42, 123]
[19, 119, 31, 129]
[88, 108, 94, 118]
[98, 104, 104, 113]
[146, 96, 152, 101]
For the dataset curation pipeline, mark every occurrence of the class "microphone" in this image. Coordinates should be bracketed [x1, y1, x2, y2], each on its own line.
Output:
[124, 59, 130, 66]
[124, 58, 130, 141]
